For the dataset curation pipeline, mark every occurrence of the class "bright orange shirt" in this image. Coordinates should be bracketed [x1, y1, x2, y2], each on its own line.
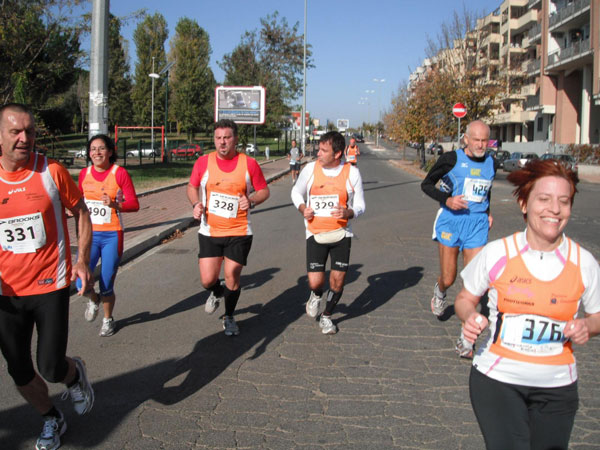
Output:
[0, 154, 81, 296]
[80, 164, 123, 231]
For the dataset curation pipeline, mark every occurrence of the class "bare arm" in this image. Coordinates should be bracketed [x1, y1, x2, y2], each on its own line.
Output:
[455, 287, 489, 344]
[186, 183, 204, 220]
[70, 198, 93, 295]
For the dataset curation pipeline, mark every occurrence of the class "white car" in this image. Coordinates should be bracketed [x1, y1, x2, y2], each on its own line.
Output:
[244, 144, 257, 155]
[126, 148, 157, 158]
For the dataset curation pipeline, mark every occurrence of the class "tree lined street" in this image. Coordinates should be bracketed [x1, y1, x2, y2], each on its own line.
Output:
[1, 145, 599, 449]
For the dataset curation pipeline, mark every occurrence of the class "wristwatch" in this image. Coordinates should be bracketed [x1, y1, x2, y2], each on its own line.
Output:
[250, 200, 256, 209]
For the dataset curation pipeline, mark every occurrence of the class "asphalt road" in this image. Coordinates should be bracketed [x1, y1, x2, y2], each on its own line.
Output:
[1, 142, 599, 449]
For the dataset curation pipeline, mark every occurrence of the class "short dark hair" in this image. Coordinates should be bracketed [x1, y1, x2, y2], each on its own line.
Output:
[320, 131, 345, 153]
[87, 134, 117, 164]
[0, 103, 35, 127]
[214, 119, 238, 137]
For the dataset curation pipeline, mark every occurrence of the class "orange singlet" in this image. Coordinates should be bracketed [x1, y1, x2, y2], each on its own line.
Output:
[307, 162, 351, 235]
[204, 152, 250, 237]
[346, 146, 358, 164]
[0, 154, 81, 296]
[489, 233, 584, 365]
[80, 164, 123, 232]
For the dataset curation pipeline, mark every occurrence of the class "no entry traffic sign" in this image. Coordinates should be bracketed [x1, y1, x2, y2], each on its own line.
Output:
[452, 103, 467, 118]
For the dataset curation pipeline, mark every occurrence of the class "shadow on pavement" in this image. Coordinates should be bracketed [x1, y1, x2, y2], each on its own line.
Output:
[336, 266, 423, 325]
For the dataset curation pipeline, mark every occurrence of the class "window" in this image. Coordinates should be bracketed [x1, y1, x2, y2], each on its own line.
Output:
[537, 117, 543, 132]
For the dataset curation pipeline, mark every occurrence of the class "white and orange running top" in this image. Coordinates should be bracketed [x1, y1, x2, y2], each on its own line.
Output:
[80, 164, 123, 231]
[291, 160, 365, 239]
[0, 154, 82, 296]
[461, 230, 600, 387]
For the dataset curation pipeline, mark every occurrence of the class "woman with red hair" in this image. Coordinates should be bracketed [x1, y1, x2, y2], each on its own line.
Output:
[455, 159, 600, 449]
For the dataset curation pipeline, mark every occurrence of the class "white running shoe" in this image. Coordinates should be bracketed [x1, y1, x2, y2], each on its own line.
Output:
[36, 410, 66, 450]
[305, 292, 322, 318]
[223, 316, 240, 336]
[455, 336, 474, 359]
[62, 357, 94, 415]
[99, 317, 115, 337]
[84, 300, 99, 322]
[431, 283, 447, 317]
[319, 315, 337, 335]
[205, 282, 224, 314]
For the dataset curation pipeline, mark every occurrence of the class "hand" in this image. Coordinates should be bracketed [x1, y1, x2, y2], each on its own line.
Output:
[303, 206, 315, 221]
[488, 214, 494, 229]
[563, 319, 590, 345]
[101, 193, 113, 208]
[192, 202, 204, 220]
[71, 261, 93, 296]
[462, 313, 488, 344]
[446, 195, 468, 211]
[239, 195, 251, 211]
[331, 203, 347, 219]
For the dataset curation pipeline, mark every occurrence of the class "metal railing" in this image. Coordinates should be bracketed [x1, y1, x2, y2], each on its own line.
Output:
[549, 0, 590, 29]
[524, 94, 540, 110]
[528, 0, 542, 7]
[527, 22, 541, 40]
[525, 58, 541, 74]
[547, 38, 591, 67]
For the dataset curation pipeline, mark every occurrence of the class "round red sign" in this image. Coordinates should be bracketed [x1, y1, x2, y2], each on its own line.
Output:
[452, 103, 467, 119]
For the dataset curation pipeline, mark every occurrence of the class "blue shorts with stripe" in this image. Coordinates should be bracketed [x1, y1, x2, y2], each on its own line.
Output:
[432, 208, 489, 251]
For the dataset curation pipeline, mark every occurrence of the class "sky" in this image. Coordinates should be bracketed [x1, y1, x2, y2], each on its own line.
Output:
[80, 0, 503, 128]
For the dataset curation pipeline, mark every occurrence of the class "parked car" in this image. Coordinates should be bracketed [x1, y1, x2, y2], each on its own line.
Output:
[244, 143, 257, 155]
[489, 149, 511, 168]
[540, 153, 578, 173]
[503, 152, 539, 172]
[170, 143, 203, 158]
[126, 148, 157, 158]
[74, 148, 87, 158]
[427, 143, 443, 155]
[352, 133, 364, 143]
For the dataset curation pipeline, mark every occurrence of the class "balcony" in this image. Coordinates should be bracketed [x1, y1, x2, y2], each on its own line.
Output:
[546, 38, 592, 71]
[524, 94, 540, 110]
[549, 0, 590, 30]
[514, 9, 538, 34]
[527, 23, 541, 43]
[521, 83, 537, 96]
[524, 58, 541, 75]
[528, 0, 541, 7]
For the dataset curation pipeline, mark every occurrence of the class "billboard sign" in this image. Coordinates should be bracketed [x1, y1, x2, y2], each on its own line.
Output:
[337, 119, 349, 131]
[215, 86, 266, 124]
[291, 111, 310, 128]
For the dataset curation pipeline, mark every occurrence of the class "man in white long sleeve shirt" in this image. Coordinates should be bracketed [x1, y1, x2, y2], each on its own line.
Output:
[291, 131, 365, 334]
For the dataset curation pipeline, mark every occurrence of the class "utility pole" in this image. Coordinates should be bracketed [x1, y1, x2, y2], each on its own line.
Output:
[301, 0, 307, 157]
[88, 0, 110, 139]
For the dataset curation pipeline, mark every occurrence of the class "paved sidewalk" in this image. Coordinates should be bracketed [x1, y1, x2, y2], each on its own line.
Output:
[68, 156, 296, 266]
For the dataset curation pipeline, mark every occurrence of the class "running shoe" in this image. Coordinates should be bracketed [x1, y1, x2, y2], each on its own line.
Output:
[455, 336, 474, 359]
[36, 410, 66, 450]
[99, 317, 115, 337]
[223, 316, 240, 336]
[84, 300, 99, 322]
[205, 282, 224, 314]
[62, 357, 94, 415]
[305, 292, 322, 318]
[319, 315, 337, 335]
[430, 283, 447, 317]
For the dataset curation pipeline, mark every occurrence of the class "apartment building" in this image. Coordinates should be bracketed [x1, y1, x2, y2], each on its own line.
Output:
[484, 0, 599, 146]
[409, 0, 600, 147]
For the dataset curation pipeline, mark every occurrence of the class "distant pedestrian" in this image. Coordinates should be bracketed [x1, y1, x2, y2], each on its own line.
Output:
[187, 119, 270, 336]
[291, 131, 365, 335]
[288, 140, 303, 184]
[0, 103, 95, 450]
[265, 145, 270, 160]
[344, 137, 360, 166]
[77, 134, 140, 337]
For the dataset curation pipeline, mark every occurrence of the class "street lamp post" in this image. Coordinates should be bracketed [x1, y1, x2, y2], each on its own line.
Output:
[373, 78, 385, 148]
[149, 57, 159, 153]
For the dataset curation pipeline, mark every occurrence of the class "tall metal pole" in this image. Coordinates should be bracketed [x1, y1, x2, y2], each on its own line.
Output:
[88, 0, 110, 139]
[301, 0, 307, 156]
[150, 57, 155, 151]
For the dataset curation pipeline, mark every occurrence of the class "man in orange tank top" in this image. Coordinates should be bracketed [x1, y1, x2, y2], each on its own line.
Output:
[187, 119, 270, 336]
[0, 104, 95, 450]
[291, 131, 365, 335]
